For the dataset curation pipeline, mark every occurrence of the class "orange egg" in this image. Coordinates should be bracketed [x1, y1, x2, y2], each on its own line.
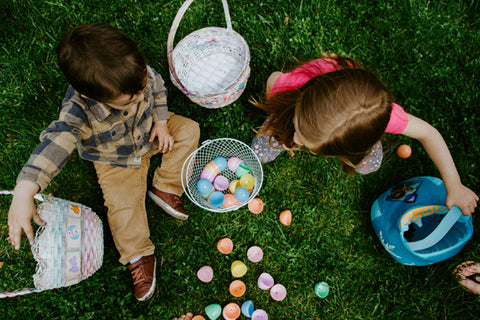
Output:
[279, 210, 292, 226]
[217, 237, 233, 254]
[229, 280, 246, 297]
[248, 198, 264, 214]
[192, 316, 206, 320]
[223, 302, 241, 319]
[222, 193, 241, 208]
[397, 144, 412, 159]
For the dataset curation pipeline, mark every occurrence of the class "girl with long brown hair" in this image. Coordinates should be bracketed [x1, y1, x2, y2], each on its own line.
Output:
[251, 54, 478, 215]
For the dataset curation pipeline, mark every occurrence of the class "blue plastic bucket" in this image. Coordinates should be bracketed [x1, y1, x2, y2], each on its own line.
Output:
[371, 176, 473, 266]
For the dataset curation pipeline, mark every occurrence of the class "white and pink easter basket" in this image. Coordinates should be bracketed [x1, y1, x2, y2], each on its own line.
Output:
[167, 0, 250, 108]
[1, 191, 103, 298]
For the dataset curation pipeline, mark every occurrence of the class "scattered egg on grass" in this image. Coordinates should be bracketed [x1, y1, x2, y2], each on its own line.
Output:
[217, 238, 233, 254]
[248, 198, 264, 214]
[397, 144, 412, 159]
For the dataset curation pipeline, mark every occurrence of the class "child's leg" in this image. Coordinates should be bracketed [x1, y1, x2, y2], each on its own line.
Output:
[94, 151, 158, 265]
[152, 113, 200, 196]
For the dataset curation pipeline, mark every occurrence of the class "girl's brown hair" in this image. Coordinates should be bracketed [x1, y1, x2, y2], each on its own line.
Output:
[57, 23, 147, 102]
[253, 54, 393, 173]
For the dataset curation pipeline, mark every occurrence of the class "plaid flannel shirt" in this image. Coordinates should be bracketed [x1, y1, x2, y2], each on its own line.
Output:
[17, 66, 169, 191]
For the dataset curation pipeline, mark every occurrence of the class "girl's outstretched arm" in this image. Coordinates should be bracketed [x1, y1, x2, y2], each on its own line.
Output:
[401, 113, 478, 215]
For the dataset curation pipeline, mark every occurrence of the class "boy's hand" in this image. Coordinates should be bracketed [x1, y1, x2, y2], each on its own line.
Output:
[446, 183, 478, 216]
[8, 180, 43, 250]
[149, 120, 174, 153]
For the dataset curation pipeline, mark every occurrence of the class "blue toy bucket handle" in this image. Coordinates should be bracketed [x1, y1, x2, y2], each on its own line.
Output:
[407, 206, 464, 251]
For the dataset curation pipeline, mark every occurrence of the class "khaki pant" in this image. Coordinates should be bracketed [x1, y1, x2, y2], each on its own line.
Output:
[94, 113, 200, 264]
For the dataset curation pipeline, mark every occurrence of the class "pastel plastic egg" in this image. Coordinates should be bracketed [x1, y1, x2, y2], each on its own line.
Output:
[207, 161, 221, 174]
[222, 194, 241, 208]
[228, 180, 240, 194]
[197, 179, 214, 198]
[239, 173, 255, 189]
[213, 175, 229, 191]
[241, 300, 254, 318]
[270, 284, 287, 301]
[197, 265, 214, 283]
[257, 272, 274, 290]
[234, 187, 250, 202]
[228, 156, 244, 172]
[217, 238, 233, 254]
[192, 316, 206, 320]
[248, 198, 264, 214]
[200, 166, 217, 183]
[231, 260, 248, 278]
[212, 156, 228, 171]
[229, 280, 246, 297]
[314, 281, 330, 298]
[235, 163, 251, 178]
[208, 191, 224, 207]
[223, 302, 241, 320]
[205, 303, 222, 320]
[397, 144, 412, 159]
[279, 210, 292, 226]
[251, 309, 268, 320]
[247, 246, 264, 263]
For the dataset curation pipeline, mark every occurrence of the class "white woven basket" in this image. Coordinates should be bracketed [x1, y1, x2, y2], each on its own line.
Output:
[167, 0, 250, 109]
[1, 192, 103, 298]
[181, 138, 263, 212]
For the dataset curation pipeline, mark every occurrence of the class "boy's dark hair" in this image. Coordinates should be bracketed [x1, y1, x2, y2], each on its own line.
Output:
[57, 23, 147, 102]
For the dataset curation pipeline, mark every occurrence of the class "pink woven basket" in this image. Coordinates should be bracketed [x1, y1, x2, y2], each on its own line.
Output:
[1, 192, 103, 298]
[167, 0, 250, 109]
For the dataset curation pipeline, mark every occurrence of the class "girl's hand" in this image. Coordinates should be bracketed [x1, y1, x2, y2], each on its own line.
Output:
[446, 183, 479, 216]
[8, 180, 44, 250]
[149, 120, 174, 153]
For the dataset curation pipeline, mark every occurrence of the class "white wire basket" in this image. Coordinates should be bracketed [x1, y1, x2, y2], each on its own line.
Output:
[1, 192, 103, 298]
[167, 0, 250, 109]
[182, 138, 263, 212]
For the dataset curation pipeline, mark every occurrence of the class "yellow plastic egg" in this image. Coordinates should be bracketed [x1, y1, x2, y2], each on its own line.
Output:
[229, 179, 241, 194]
[231, 260, 248, 278]
[239, 173, 255, 190]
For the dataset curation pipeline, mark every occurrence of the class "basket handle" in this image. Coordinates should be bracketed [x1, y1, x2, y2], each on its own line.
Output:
[167, 0, 233, 91]
[407, 206, 467, 251]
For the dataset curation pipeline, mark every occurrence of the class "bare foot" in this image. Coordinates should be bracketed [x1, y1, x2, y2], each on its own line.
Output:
[172, 313, 193, 320]
[455, 261, 480, 295]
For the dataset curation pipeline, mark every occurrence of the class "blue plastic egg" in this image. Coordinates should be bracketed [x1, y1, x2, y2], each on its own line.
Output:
[209, 191, 225, 207]
[234, 187, 250, 202]
[212, 156, 228, 172]
[241, 300, 254, 317]
[197, 179, 214, 198]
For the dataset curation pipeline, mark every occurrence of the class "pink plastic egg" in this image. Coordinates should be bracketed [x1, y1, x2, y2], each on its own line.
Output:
[228, 156, 244, 172]
[247, 246, 263, 263]
[196, 265, 214, 283]
[270, 284, 287, 301]
[257, 272, 274, 290]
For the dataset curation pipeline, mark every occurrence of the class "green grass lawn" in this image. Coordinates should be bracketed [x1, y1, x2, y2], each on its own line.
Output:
[1, 0, 480, 319]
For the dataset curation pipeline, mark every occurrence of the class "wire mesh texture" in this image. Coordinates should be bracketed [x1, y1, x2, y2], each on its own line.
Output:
[182, 138, 263, 212]
[0, 192, 103, 298]
[167, 0, 250, 108]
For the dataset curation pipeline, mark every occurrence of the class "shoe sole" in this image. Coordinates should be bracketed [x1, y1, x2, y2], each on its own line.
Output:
[148, 191, 188, 220]
[137, 257, 157, 301]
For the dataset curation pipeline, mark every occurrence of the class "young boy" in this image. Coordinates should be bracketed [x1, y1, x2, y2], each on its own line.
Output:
[7, 23, 200, 301]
